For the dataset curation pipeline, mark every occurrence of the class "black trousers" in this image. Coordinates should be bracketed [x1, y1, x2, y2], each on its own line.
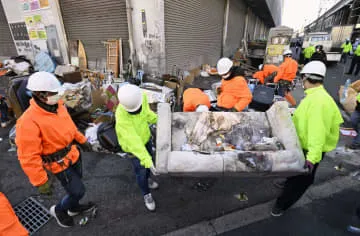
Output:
[341, 53, 348, 64]
[274, 152, 325, 211]
[348, 55, 360, 75]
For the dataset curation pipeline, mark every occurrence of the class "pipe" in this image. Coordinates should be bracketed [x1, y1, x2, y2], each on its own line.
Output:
[222, 0, 230, 57]
[243, 7, 250, 42]
[125, 0, 136, 77]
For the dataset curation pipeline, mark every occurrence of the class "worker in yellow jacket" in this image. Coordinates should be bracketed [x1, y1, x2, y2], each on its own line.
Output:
[115, 84, 159, 212]
[341, 39, 352, 64]
[271, 61, 343, 217]
[302, 44, 315, 64]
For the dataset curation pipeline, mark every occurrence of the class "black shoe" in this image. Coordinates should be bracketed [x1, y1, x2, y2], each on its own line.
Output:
[348, 225, 360, 234]
[50, 205, 74, 228]
[271, 205, 284, 217]
[273, 179, 286, 189]
[347, 143, 360, 150]
[68, 202, 96, 216]
[345, 72, 352, 75]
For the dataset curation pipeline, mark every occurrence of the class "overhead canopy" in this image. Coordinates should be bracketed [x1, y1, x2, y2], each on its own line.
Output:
[243, 0, 282, 27]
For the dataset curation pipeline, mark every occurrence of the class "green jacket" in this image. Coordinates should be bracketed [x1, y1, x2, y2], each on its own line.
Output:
[355, 45, 360, 56]
[303, 46, 315, 59]
[292, 86, 343, 164]
[115, 93, 158, 162]
[341, 42, 352, 53]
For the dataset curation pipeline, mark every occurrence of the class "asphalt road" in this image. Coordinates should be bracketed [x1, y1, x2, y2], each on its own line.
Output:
[221, 189, 360, 236]
[0, 60, 358, 236]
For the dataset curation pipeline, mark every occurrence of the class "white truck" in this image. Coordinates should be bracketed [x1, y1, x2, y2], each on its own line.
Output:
[302, 25, 353, 63]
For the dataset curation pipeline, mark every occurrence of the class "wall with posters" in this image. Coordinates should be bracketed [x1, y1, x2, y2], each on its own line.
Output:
[0, 0, 69, 64]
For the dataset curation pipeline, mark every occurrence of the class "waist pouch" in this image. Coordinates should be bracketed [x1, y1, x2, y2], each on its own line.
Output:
[264, 72, 277, 84]
[42, 144, 72, 164]
[279, 80, 291, 87]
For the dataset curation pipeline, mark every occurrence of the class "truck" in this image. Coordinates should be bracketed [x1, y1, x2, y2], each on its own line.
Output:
[302, 25, 354, 63]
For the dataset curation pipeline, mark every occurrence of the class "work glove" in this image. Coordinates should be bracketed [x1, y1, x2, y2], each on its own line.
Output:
[304, 160, 314, 173]
[37, 181, 52, 195]
[141, 158, 154, 169]
[79, 141, 92, 152]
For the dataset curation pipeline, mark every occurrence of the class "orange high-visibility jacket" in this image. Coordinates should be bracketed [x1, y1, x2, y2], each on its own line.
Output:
[253, 64, 279, 84]
[0, 193, 28, 236]
[183, 88, 211, 112]
[274, 57, 298, 83]
[217, 76, 253, 111]
[15, 99, 87, 187]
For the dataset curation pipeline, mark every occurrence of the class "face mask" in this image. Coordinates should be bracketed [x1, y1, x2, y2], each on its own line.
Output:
[46, 94, 61, 105]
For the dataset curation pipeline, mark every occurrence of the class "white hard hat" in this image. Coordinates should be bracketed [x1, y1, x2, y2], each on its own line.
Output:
[216, 57, 233, 75]
[300, 61, 326, 78]
[258, 64, 264, 70]
[283, 49, 292, 56]
[195, 105, 209, 112]
[117, 84, 143, 112]
[26, 71, 61, 92]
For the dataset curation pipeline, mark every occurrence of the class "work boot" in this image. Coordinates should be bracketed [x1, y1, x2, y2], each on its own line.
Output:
[50, 205, 74, 228]
[347, 143, 360, 150]
[144, 193, 156, 212]
[348, 225, 360, 234]
[67, 202, 96, 216]
[271, 205, 284, 217]
[345, 72, 352, 75]
[148, 178, 159, 190]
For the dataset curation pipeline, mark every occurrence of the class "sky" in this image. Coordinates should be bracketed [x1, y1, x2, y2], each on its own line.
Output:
[282, 0, 338, 31]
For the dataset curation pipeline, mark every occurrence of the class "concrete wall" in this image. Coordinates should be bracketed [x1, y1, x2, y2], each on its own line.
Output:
[0, 0, 69, 64]
[130, 0, 166, 75]
[266, 0, 283, 26]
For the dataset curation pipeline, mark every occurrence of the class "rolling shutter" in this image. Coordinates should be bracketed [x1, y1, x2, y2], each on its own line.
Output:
[224, 0, 247, 57]
[59, 0, 129, 69]
[164, 0, 225, 73]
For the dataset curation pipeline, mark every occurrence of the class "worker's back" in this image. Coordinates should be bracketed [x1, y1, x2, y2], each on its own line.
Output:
[274, 57, 298, 83]
[217, 76, 252, 111]
[183, 88, 210, 112]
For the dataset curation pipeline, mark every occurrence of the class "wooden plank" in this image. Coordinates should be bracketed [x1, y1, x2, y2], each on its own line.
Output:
[78, 40, 88, 70]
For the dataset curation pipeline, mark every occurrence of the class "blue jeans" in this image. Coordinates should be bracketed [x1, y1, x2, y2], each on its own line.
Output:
[130, 141, 153, 195]
[0, 101, 9, 122]
[351, 110, 360, 145]
[55, 158, 85, 212]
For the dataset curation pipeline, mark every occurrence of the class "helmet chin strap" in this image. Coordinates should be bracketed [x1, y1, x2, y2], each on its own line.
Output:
[128, 105, 142, 115]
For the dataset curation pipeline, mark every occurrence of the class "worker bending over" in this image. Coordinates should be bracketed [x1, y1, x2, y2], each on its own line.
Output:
[216, 57, 252, 111]
[115, 84, 159, 212]
[274, 49, 298, 106]
[271, 61, 343, 217]
[253, 64, 278, 84]
[183, 88, 211, 112]
[16, 72, 94, 228]
[0, 192, 28, 236]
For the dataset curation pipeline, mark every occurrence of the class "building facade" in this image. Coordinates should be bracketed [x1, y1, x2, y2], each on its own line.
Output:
[0, 0, 283, 74]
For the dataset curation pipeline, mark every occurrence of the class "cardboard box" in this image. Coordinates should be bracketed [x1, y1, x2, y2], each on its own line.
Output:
[164, 80, 183, 106]
[339, 85, 357, 113]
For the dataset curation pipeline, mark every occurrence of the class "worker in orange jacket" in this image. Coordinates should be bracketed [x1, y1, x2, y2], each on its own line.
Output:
[15, 72, 95, 228]
[253, 64, 279, 84]
[273, 49, 298, 106]
[216, 58, 253, 111]
[183, 88, 211, 112]
[0, 192, 28, 236]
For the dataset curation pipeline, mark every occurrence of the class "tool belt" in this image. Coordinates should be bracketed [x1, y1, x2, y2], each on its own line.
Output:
[42, 144, 72, 164]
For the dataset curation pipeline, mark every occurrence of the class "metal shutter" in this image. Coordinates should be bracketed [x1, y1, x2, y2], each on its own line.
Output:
[0, 2, 16, 57]
[224, 0, 246, 57]
[164, 0, 225, 73]
[59, 0, 129, 69]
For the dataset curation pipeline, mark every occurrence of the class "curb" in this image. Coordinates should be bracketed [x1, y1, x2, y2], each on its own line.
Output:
[163, 175, 360, 236]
